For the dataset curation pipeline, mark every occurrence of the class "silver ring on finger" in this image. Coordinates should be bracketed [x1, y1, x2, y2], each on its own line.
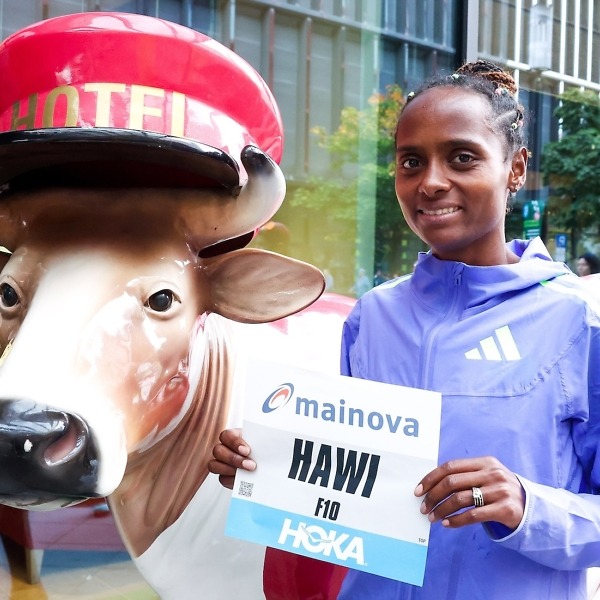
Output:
[472, 486, 485, 507]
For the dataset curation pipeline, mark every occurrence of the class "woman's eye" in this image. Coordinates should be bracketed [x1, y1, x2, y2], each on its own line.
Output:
[0, 283, 19, 308]
[453, 153, 473, 164]
[145, 289, 176, 312]
[401, 157, 420, 169]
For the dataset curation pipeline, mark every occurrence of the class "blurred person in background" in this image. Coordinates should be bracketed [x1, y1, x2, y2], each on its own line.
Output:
[577, 252, 600, 277]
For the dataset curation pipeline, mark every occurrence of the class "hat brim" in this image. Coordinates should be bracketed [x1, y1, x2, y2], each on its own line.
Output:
[0, 128, 241, 191]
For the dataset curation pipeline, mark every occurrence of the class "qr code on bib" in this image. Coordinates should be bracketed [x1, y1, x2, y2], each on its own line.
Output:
[238, 481, 254, 497]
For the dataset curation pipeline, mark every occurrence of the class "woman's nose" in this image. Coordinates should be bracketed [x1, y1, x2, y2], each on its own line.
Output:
[418, 162, 450, 197]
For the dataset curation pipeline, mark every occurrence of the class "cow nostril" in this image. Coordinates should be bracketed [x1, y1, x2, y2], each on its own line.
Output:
[0, 401, 99, 501]
[43, 415, 85, 466]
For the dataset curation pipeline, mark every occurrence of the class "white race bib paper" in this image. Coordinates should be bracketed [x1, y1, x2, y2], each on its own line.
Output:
[225, 357, 441, 586]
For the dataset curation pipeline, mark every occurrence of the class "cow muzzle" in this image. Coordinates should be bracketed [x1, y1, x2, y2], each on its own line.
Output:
[0, 400, 101, 509]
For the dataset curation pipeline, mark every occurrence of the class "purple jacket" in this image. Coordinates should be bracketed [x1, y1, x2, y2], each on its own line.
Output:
[339, 238, 600, 599]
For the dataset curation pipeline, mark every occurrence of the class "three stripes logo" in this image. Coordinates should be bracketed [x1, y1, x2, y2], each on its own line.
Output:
[464, 325, 521, 361]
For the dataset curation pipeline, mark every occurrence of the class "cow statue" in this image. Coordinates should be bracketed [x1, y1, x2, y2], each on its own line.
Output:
[0, 12, 354, 599]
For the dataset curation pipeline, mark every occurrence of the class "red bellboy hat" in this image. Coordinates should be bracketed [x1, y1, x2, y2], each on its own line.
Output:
[0, 12, 284, 191]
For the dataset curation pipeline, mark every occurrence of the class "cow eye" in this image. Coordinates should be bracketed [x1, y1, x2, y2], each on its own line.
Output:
[145, 289, 176, 312]
[0, 283, 19, 308]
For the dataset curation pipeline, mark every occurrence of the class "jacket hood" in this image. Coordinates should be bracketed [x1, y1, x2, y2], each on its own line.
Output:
[412, 237, 573, 312]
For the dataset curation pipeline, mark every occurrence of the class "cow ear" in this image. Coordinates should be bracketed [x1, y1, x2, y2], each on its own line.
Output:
[203, 248, 325, 323]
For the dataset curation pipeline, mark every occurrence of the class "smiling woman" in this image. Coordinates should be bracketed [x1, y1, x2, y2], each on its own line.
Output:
[211, 60, 600, 600]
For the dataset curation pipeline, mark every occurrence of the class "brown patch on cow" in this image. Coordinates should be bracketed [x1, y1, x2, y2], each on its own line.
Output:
[109, 313, 235, 556]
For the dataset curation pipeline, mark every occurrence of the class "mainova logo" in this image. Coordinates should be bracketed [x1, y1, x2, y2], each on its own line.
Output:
[262, 383, 295, 413]
[262, 384, 419, 437]
[278, 518, 365, 565]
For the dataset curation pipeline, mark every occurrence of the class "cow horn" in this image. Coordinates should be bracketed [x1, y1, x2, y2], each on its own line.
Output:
[186, 145, 286, 255]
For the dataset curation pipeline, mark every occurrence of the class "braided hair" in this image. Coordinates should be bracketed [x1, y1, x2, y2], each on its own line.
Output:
[401, 60, 527, 158]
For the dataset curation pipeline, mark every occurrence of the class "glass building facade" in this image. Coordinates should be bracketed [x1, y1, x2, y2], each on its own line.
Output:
[0, 0, 598, 290]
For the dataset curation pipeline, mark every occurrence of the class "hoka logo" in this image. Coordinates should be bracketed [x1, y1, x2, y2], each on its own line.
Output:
[464, 325, 521, 361]
[277, 518, 365, 565]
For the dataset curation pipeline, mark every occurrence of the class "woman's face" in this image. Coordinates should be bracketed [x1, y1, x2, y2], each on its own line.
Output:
[394, 87, 526, 266]
[577, 258, 591, 276]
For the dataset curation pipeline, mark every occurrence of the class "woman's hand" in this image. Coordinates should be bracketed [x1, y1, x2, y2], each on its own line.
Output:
[414, 456, 525, 530]
[208, 428, 256, 490]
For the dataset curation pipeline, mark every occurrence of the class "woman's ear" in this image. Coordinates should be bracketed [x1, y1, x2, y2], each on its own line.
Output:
[509, 146, 528, 191]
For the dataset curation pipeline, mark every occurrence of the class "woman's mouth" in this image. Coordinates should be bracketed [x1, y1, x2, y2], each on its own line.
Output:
[420, 206, 462, 216]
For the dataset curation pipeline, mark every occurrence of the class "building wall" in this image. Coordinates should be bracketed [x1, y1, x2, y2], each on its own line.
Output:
[480, 0, 600, 94]
[476, 0, 600, 259]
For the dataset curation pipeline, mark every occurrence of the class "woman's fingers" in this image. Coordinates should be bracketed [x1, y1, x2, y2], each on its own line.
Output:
[415, 456, 525, 530]
[216, 474, 237, 490]
[210, 443, 257, 472]
[208, 428, 257, 490]
[218, 428, 249, 454]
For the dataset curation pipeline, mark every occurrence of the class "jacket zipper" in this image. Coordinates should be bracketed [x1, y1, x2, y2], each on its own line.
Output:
[418, 264, 464, 390]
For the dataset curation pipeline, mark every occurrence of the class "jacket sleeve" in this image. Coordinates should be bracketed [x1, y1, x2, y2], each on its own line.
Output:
[493, 477, 600, 569]
[492, 308, 600, 570]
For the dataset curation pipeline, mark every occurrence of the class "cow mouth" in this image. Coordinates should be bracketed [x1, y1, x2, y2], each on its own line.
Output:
[0, 400, 101, 504]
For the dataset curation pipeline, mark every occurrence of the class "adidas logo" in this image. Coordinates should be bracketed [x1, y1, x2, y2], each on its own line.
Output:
[464, 325, 521, 361]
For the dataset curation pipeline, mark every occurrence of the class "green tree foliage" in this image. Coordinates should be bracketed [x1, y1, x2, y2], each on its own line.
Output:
[290, 85, 423, 277]
[541, 88, 600, 252]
